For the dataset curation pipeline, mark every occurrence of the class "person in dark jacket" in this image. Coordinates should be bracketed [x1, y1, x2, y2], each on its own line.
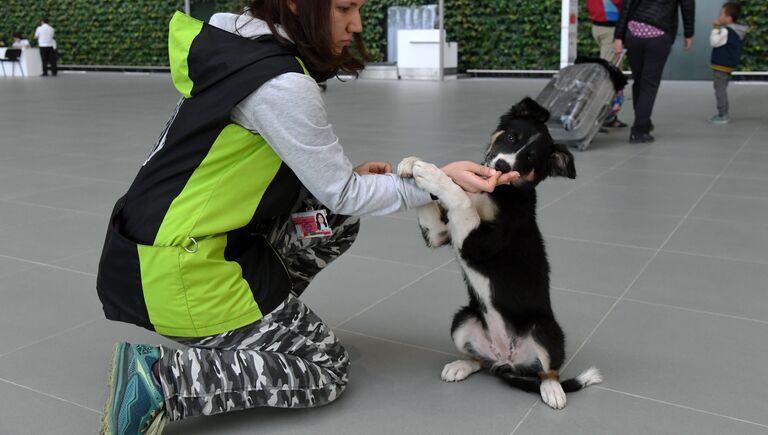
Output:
[613, 0, 696, 143]
[709, 2, 747, 124]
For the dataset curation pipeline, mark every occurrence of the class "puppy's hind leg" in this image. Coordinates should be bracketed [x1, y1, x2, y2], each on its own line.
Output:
[418, 202, 451, 248]
[442, 307, 495, 382]
[530, 319, 568, 410]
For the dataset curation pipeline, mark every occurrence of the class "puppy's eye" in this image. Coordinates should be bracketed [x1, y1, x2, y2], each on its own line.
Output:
[527, 152, 535, 161]
[507, 132, 521, 142]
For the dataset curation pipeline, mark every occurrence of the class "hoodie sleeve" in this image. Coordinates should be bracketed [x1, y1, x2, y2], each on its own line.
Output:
[614, 0, 632, 41]
[680, 0, 695, 38]
[230, 73, 433, 216]
[710, 27, 728, 48]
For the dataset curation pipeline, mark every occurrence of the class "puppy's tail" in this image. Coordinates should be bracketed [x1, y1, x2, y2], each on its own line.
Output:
[493, 366, 603, 393]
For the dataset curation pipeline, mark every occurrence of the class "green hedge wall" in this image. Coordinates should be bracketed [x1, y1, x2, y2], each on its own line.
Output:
[1, 0, 765, 70]
[0, 0, 185, 65]
[362, 0, 767, 72]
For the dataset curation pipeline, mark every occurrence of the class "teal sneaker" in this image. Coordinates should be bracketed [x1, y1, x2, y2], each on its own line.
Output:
[100, 343, 168, 435]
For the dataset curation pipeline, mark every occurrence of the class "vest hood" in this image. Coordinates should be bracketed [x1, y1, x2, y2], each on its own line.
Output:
[168, 12, 299, 98]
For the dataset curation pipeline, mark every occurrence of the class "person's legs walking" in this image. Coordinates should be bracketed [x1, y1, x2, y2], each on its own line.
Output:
[592, 25, 615, 62]
[631, 35, 672, 135]
[624, 34, 646, 134]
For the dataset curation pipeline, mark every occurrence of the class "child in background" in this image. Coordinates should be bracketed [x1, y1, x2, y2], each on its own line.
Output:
[710, 2, 748, 124]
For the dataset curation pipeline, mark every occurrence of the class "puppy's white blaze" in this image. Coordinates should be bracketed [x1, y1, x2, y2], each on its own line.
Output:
[540, 379, 567, 409]
[575, 367, 603, 387]
[489, 152, 517, 173]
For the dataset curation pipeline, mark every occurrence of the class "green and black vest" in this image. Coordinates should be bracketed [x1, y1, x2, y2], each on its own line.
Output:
[97, 12, 310, 337]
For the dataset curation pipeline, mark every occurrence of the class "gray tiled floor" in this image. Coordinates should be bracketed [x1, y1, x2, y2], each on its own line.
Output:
[1, 73, 767, 434]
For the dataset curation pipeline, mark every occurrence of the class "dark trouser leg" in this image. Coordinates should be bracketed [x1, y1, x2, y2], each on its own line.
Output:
[625, 34, 645, 116]
[39, 47, 50, 75]
[713, 70, 730, 117]
[49, 49, 57, 76]
[159, 295, 349, 421]
[625, 34, 673, 134]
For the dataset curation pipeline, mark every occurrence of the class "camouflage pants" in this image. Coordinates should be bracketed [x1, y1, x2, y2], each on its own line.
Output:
[157, 193, 360, 421]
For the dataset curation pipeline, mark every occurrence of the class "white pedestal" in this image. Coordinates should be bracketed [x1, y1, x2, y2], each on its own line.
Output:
[0, 48, 44, 78]
[396, 30, 458, 80]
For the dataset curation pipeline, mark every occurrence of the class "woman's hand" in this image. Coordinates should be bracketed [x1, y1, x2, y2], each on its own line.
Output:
[354, 161, 392, 175]
[683, 37, 693, 51]
[613, 39, 624, 55]
[441, 161, 519, 193]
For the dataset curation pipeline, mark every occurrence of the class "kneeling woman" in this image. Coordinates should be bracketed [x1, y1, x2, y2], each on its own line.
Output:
[97, 1, 512, 433]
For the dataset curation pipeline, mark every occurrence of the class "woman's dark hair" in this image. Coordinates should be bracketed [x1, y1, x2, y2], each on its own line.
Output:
[722, 2, 741, 21]
[13, 32, 22, 39]
[245, 0, 370, 81]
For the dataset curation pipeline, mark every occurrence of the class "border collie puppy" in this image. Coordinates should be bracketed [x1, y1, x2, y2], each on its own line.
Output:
[397, 97, 601, 409]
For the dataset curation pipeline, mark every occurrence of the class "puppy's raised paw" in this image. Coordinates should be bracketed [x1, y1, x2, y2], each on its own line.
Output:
[441, 359, 482, 382]
[540, 379, 567, 409]
[412, 161, 451, 195]
[397, 156, 422, 179]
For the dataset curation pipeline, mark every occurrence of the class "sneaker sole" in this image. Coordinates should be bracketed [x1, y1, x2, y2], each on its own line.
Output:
[99, 343, 122, 435]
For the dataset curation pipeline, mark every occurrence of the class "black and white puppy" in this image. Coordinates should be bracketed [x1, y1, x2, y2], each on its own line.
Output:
[397, 97, 601, 409]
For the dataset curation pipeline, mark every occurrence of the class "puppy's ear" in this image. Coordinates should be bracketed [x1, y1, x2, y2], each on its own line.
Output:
[549, 143, 576, 179]
[503, 97, 550, 124]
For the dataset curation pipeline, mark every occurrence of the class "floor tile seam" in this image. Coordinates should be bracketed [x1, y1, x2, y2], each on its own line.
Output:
[333, 327, 461, 358]
[561, 125, 758, 372]
[682, 215, 768, 229]
[706, 191, 768, 202]
[538, 142, 658, 210]
[713, 172, 768, 183]
[1, 198, 105, 218]
[594, 386, 768, 430]
[539, 199, 689, 220]
[620, 297, 768, 326]
[343, 253, 439, 271]
[0, 253, 97, 278]
[333, 257, 456, 329]
[0, 318, 100, 360]
[549, 286, 620, 300]
[0, 376, 101, 414]
[508, 398, 541, 435]
[545, 233, 768, 267]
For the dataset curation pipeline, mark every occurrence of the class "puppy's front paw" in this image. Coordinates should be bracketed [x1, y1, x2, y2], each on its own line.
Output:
[412, 161, 452, 196]
[397, 156, 422, 178]
[441, 359, 481, 382]
[540, 379, 567, 409]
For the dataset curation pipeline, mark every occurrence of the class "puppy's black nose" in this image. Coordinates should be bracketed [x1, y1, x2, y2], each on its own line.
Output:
[494, 160, 512, 174]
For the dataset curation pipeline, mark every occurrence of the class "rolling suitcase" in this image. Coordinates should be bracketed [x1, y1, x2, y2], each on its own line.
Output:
[536, 53, 627, 151]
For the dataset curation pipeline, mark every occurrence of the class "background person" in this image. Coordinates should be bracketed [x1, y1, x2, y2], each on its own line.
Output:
[11, 32, 31, 49]
[709, 1, 747, 124]
[613, 0, 696, 143]
[34, 17, 57, 76]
